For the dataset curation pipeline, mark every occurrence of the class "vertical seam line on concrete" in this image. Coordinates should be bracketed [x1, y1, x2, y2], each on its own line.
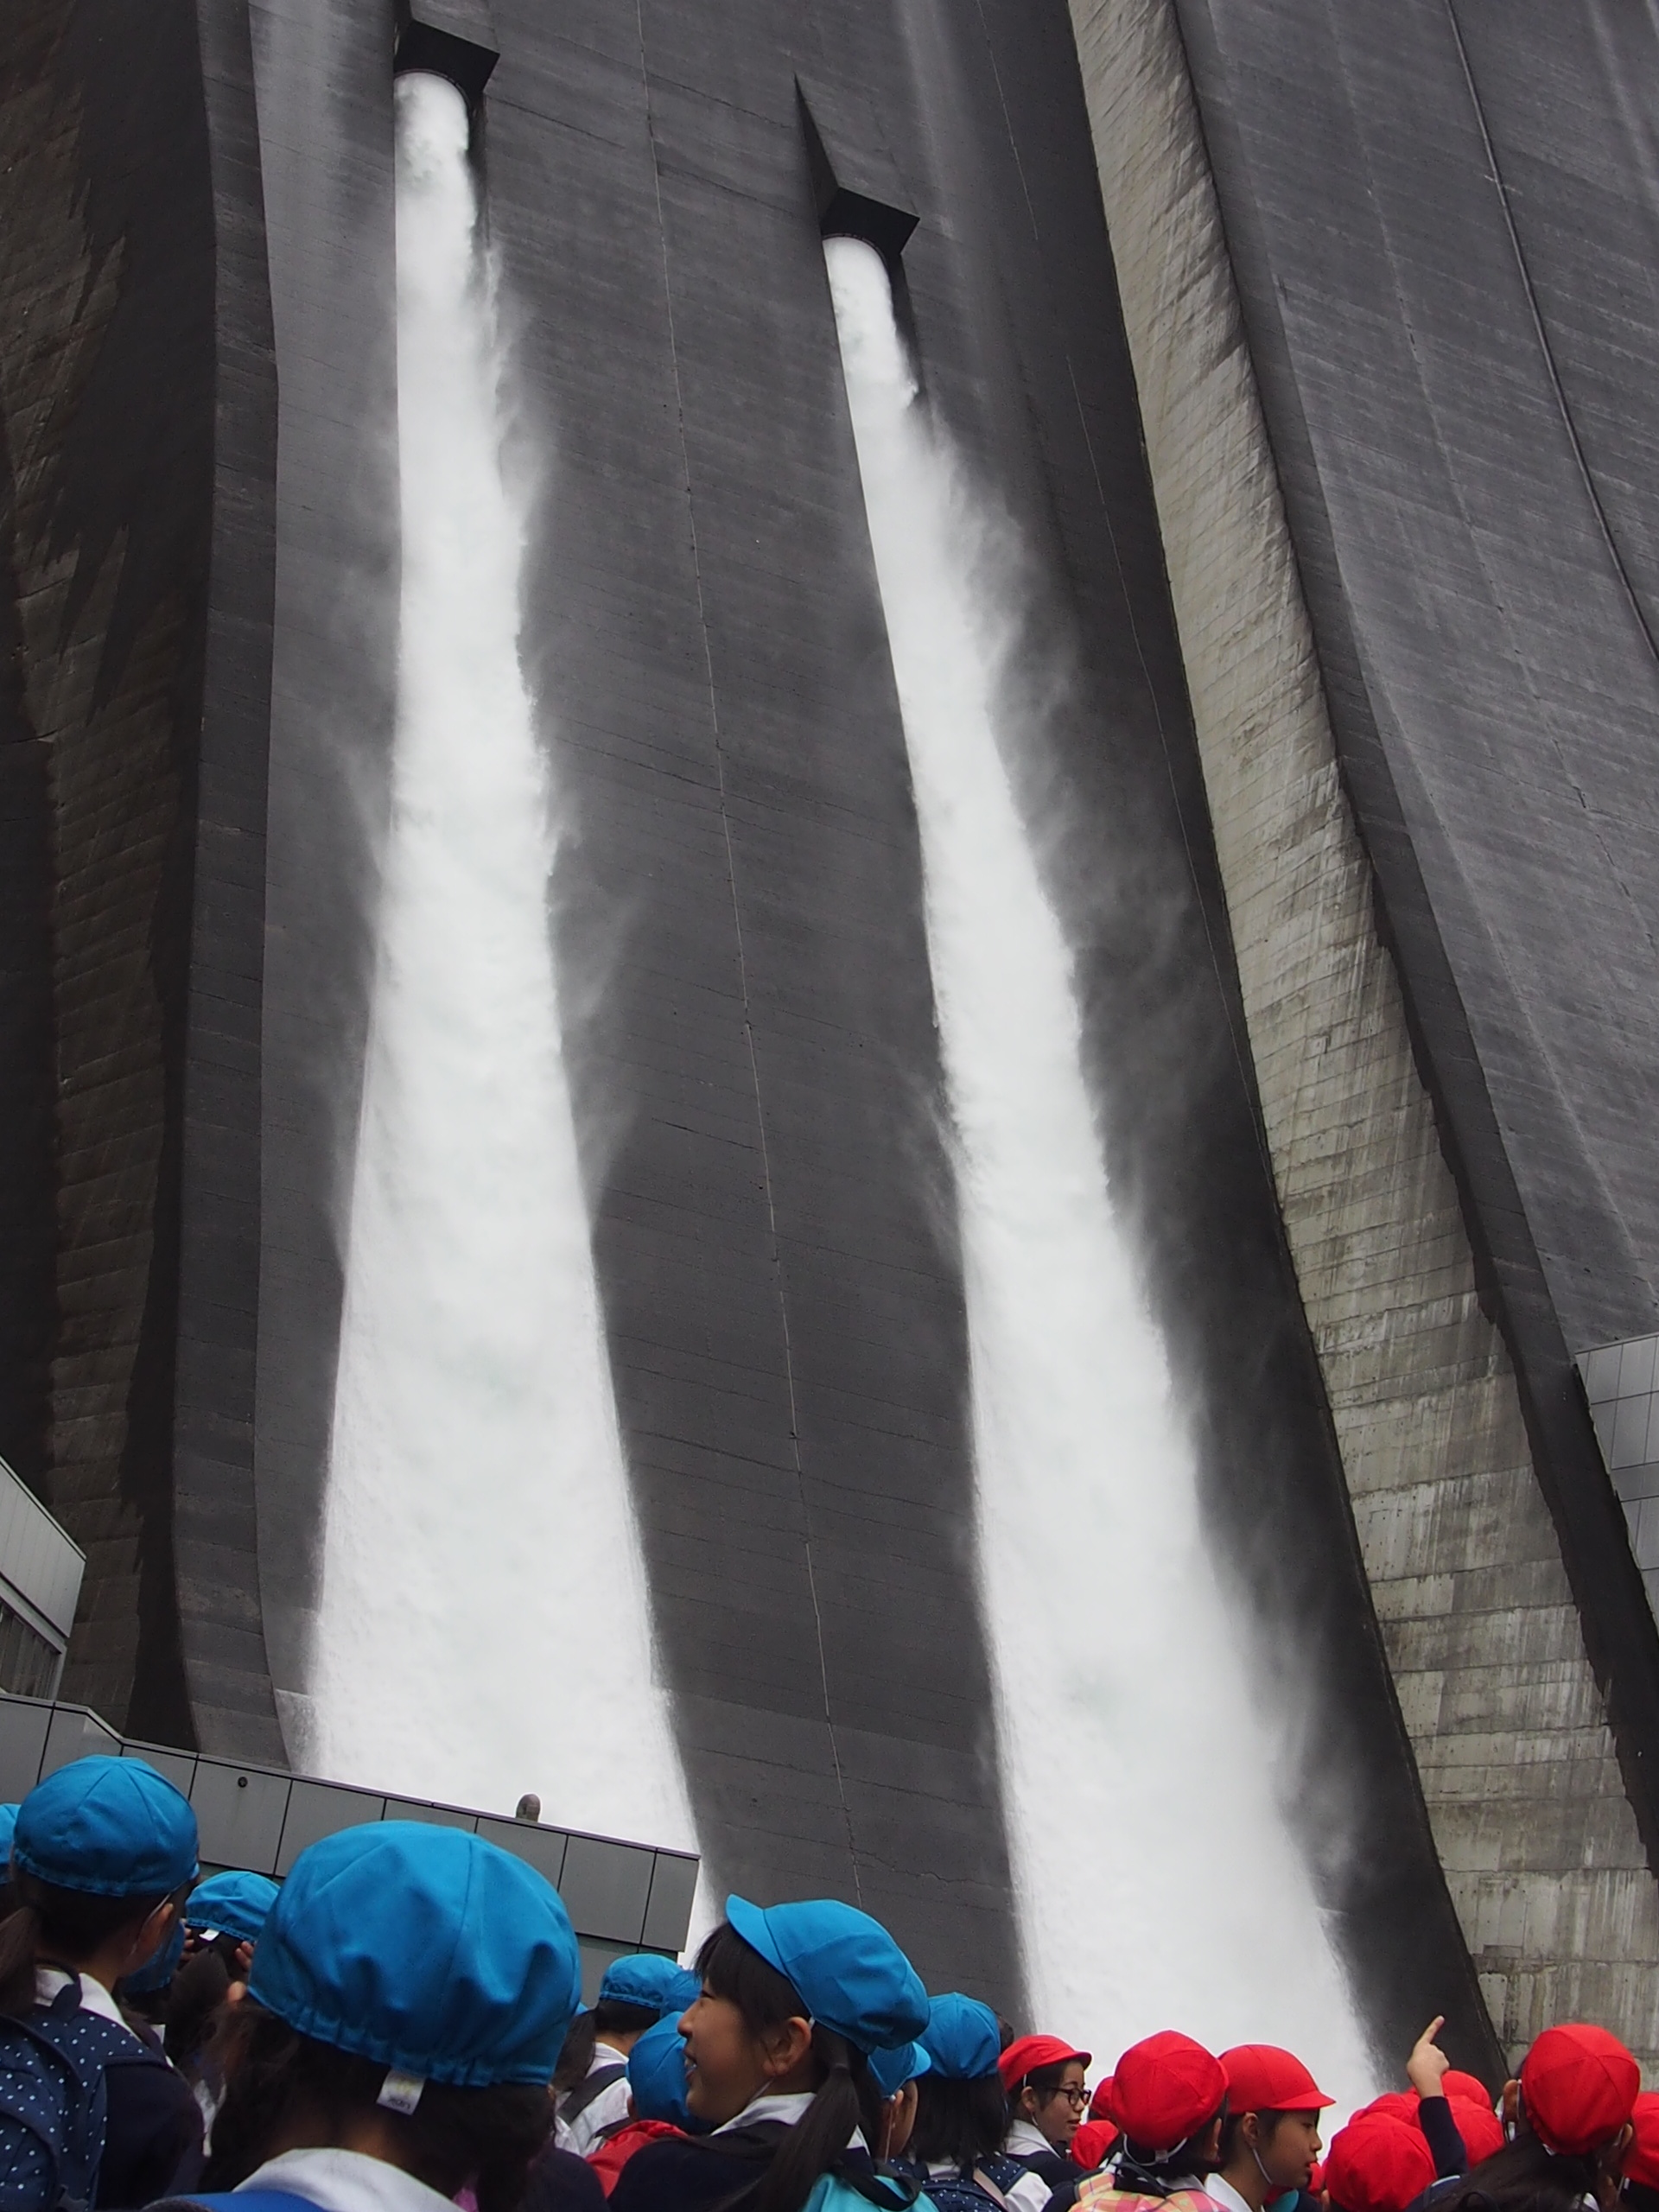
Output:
[1443, 0, 1659, 677]
[632, 1, 861, 1898]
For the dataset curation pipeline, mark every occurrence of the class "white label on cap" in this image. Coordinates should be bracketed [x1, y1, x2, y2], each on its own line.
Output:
[378, 2069, 426, 2115]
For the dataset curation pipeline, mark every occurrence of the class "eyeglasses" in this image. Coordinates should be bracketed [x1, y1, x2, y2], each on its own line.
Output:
[1043, 2087, 1090, 2108]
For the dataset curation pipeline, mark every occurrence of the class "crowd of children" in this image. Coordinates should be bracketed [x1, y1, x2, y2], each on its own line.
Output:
[0, 1755, 1648, 2212]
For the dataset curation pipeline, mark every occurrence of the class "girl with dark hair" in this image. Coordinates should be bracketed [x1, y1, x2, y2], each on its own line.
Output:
[899, 1994, 1052, 2212]
[556, 1957, 700, 2156]
[1622, 2092, 1659, 2212]
[1205, 2045, 1332, 2212]
[1430, 2024, 1638, 2212]
[607, 1897, 930, 2212]
[0, 1754, 204, 2208]
[1000, 2037, 1091, 2192]
[147, 1821, 590, 2212]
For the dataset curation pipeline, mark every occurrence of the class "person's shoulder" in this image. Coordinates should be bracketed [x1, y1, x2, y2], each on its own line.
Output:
[524, 2143, 609, 2212]
[607, 2133, 747, 2212]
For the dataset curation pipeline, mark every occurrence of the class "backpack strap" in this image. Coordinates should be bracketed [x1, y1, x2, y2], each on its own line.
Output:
[150, 2192, 326, 2212]
[973, 2170, 1020, 2212]
[830, 2164, 926, 2209]
[559, 2061, 628, 2126]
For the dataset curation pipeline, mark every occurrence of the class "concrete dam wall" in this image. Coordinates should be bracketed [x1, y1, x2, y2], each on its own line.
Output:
[3, 0, 1658, 2074]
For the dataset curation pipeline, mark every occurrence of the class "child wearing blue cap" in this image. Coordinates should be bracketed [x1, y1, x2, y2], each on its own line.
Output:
[607, 1897, 930, 2212]
[165, 1871, 283, 2125]
[575, 2012, 709, 2199]
[866, 2043, 928, 2166]
[164, 1822, 590, 2212]
[0, 1754, 204, 2208]
[554, 1957, 699, 2158]
[897, 1996, 1051, 2212]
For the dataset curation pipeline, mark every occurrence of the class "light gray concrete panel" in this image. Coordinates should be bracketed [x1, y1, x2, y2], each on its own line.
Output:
[0, 1699, 50, 1798]
[192, 1758, 289, 1870]
[40, 1706, 119, 1779]
[474, 1815, 567, 1890]
[641, 1853, 698, 1955]
[558, 1834, 653, 1947]
[276, 1779, 387, 1873]
[122, 1740, 198, 1798]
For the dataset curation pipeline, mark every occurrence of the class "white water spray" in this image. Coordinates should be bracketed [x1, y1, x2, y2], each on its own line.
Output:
[311, 73, 694, 1854]
[825, 236, 1372, 2095]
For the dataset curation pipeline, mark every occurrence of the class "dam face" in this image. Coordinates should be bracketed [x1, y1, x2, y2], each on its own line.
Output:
[5, 0, 1659, 2073]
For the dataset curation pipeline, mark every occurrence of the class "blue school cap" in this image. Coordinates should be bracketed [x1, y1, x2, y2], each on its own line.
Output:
[628, 2012, 697, 2126]
[920, 1993, 1001, 2080]
[14, 1757, 198, 1897]
[124, 1916, 186, 1995]
[868, 2040, 932, 2098]
[188, 1869, 281, 1945]
[0, 1805, 18, 1867]
[248, 1821, 582, 2088]
[725, 1896, 929, 2054]
[599, 1954, 701, 2017]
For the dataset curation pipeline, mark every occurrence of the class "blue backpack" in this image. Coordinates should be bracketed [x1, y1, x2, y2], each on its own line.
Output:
[0, 1980, 145, 2211]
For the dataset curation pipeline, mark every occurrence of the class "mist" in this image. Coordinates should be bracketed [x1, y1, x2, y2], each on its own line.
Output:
[310, 71, 695, 1855]
[825, 232, 1373, 2097]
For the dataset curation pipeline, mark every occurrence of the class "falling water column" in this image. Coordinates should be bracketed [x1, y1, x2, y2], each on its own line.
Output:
[308, 73, 694, 1853]
[824, 235, 1372, 2091]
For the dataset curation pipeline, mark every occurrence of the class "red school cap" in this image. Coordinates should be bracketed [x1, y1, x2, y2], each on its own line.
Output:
[1090, 2075, 1118, 2122]
[1361, 2093, 1417, 2124]
[1521, 2023, 1640, 2156]
[1220, 2044, 1335, 2113]
[1446, 2094, 1503, 2165]
[998, 2034, 1092, 2091]
[1071, 2120, 1120, 2173]
[1324, 2110, 1436, 2212]
[1111, 2031, 1227, 2155]
[1624, 2091, 1659, 2192]
[1441, 2070, 1493, 2108]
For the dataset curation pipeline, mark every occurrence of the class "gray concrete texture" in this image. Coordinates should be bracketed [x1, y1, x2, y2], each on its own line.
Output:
[1064, 0, 1659, 2063]
[0, 0, 1565, 2056]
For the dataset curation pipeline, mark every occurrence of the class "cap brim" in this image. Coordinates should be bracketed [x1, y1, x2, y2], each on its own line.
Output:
[726, 1896, 795, 1991]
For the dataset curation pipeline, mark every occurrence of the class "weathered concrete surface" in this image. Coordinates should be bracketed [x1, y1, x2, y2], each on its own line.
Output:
[0, 0, 281, 1755]
[1066, 0, 1659, 2064]
[242, 0, 399, 1751]
[0, 0, 1508, 2043]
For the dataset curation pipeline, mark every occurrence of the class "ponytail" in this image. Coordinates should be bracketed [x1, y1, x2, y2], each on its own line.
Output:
[694, 1921, 891, 2212]
[552, 2010, 598, 2095]
[0, 1871, 174, 2018]
[750, 2026, 882, 2212]
[0, 1904, 41, 2016]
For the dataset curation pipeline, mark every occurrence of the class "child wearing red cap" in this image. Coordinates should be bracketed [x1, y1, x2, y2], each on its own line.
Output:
[1396, 2015, 1500, 2184]
[1323, 2109, 1436, 2212]
[1207, 2044, 1333, 2212]
[1619, 2088, 1659, 2212]
[1431, 2022, 1639, 2212]
[1001, 2035, 1093, 2191]
[1073, 2032, 1230, 2212]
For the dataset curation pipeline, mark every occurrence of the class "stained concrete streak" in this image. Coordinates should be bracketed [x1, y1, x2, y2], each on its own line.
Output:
[1066, 0, 1659, 2067]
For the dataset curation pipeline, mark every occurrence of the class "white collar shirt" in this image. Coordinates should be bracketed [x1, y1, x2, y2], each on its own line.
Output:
[35, 1968, 138, 2042]
[235, 2146, 460, 2212]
